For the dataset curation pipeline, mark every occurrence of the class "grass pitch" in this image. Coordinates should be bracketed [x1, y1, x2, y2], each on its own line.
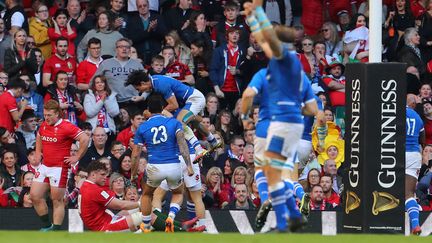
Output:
[0, 231, 430, 243]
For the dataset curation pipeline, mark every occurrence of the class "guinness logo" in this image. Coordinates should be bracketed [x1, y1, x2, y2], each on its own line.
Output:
[371, 191, 399, 215]
[345, 190, 361, 214]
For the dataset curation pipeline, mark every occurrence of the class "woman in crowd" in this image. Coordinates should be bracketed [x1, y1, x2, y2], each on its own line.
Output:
[118, 151, 132, 183]
[419, 83, 432, 99]
[164, 30, 194, 72]
[324, 107, 335, 122]
[48, 8, 77, 56]
[44, 71, 84, 126]
[397, 27, 426, 94]
[83, 75, 119, 139]
[417, 0, 432, 63]
[304, 168, 321, 193]
[205, 167, 230, 208]
[297, 37, 327, 84]
[190, 39, 213, 96]
[17, 171, 34, 208]
[205, 92, 219, 124]
[109, 172, 126, 200]
[246, 175, 260, 208]
[343, 13, 369, 63]
[321, 22, 342, 59]
[215, 109, 235, 145]
[29, 2, 52, 59]
[115, 108, 131, 133]
[230, 166, 248, 188]
[0, 151, 23, 190]
[77, 11, 123, 62]
[384, 0, 415, 61]
[181, 11, 212, 49]
[4, 28, 38, 80]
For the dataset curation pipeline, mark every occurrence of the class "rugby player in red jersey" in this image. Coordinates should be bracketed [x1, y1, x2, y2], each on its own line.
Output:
[30, 100, 90, 231]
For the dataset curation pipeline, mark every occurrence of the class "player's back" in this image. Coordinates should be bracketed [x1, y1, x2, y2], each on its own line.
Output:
[152, 75, 194, 104]
[135, 114, 182, 164]
[267, 48, 303, 123]
[406, 107, 424, 152]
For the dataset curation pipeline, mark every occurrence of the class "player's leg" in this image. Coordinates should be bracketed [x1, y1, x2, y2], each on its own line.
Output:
[102, 213, 142, 232]
[49, 166, 69, 230]
[152, 186, 168, 212]
[188, 188, 206, 227]
[140, 183, 157, 231]
[254, 136, 272, 229]
[405, 152, 422, 235]
[165, 162, 185, 232]
[30, 176, 51, 230]
[176, 109, 207, 159]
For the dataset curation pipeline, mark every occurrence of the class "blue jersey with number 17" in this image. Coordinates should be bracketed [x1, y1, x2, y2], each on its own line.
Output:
[406, 107, 424, 152]
[151, 75, 195, 107]
[267, 47, 304, 123]
[134, 114, 182, 164]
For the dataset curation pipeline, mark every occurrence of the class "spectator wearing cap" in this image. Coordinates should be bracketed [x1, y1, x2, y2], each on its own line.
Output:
[0, 78, 27, 133]
[15, 110, 37, 150]
[211, 1, 249, 48]
[422, 97, 432, 144]
[323, 60, 346, 131]
[336, 10, 350, 34]
[210, 26, 246, 111]
[20, 148, 41, 174]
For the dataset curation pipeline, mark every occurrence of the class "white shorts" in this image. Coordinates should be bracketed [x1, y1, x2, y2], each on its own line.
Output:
[266, 121, 303, 169]
[33, 164, 69, 188]
[297, 139, 313, 168]
[254, 136, 267, 167]
[160, 155, 202, 191]
[406, 151, 421, 179]
[146, 163, 183, 189]
[185, 89, 205, 116]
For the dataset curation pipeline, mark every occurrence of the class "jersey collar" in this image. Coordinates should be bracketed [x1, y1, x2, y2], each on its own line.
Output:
[54, 118, 63, 127]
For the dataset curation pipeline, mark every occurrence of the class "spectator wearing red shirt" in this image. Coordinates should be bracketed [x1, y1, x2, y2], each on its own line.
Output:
[322, 61, 346, 107]
[79, 160, 141, 232]
[76, 37, 103, 91]
[116, 112, 144, 149]
[205, 167, 231, 208]
[308, 185, 334, 211]
[320, 174, 340, 208]
[42, 37, 77, 87]
[162, 46, 194, 86]
[210, 27, 245, 111]
[30, 100, 89, 231]
[0, 78, 28, 133]
[48, 9, 77, 57]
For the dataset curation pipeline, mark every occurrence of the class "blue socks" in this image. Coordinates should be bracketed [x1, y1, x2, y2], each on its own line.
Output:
[406, 198, 420, 230]
[269, 182, 288, 231]
[255, 169, 269, 204]
[293, 181, 305, 200]
[284, 180, 302, 219]
[168, 203, 180, 219]
[186, 201, 196, 219]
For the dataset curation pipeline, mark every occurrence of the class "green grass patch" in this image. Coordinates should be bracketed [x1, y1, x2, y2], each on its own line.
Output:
[0, 231, 430, 243]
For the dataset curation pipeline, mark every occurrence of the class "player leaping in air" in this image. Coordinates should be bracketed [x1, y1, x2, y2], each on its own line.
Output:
[126, 71, 222, 162]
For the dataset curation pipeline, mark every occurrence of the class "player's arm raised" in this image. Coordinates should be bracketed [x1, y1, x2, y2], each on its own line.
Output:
[176, 130, 194, 176]
[240, 87, 257, 128]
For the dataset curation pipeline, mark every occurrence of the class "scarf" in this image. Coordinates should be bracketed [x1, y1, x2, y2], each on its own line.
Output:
[56, 88, 77, 125]
[407, 43, 422, 60]
[95, 95, 109, 129]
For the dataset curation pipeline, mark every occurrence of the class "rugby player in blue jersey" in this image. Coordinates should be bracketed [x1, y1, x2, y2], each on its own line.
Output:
[126, 71, 221, 162]
[131, 94, 194, 233]
[406, 94, 424, 235]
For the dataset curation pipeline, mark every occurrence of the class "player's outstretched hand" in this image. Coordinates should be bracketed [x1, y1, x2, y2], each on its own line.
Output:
[241, 2, 254, 16]
[64, 155, 79, 166]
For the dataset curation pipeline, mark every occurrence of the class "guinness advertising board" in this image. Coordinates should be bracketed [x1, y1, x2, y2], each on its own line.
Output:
[344, 63, 405, 233]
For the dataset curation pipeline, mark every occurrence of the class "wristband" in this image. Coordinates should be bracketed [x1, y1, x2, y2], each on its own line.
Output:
[246, 15, 261, 33]
[241, 113, 250, 120]
[255, 6, 271, 29]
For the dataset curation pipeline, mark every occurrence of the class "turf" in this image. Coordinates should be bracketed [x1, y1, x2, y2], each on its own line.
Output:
[0, 232, 429, 243]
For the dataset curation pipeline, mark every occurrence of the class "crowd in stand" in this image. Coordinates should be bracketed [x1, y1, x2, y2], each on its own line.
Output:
[1, 0, 432, 213]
